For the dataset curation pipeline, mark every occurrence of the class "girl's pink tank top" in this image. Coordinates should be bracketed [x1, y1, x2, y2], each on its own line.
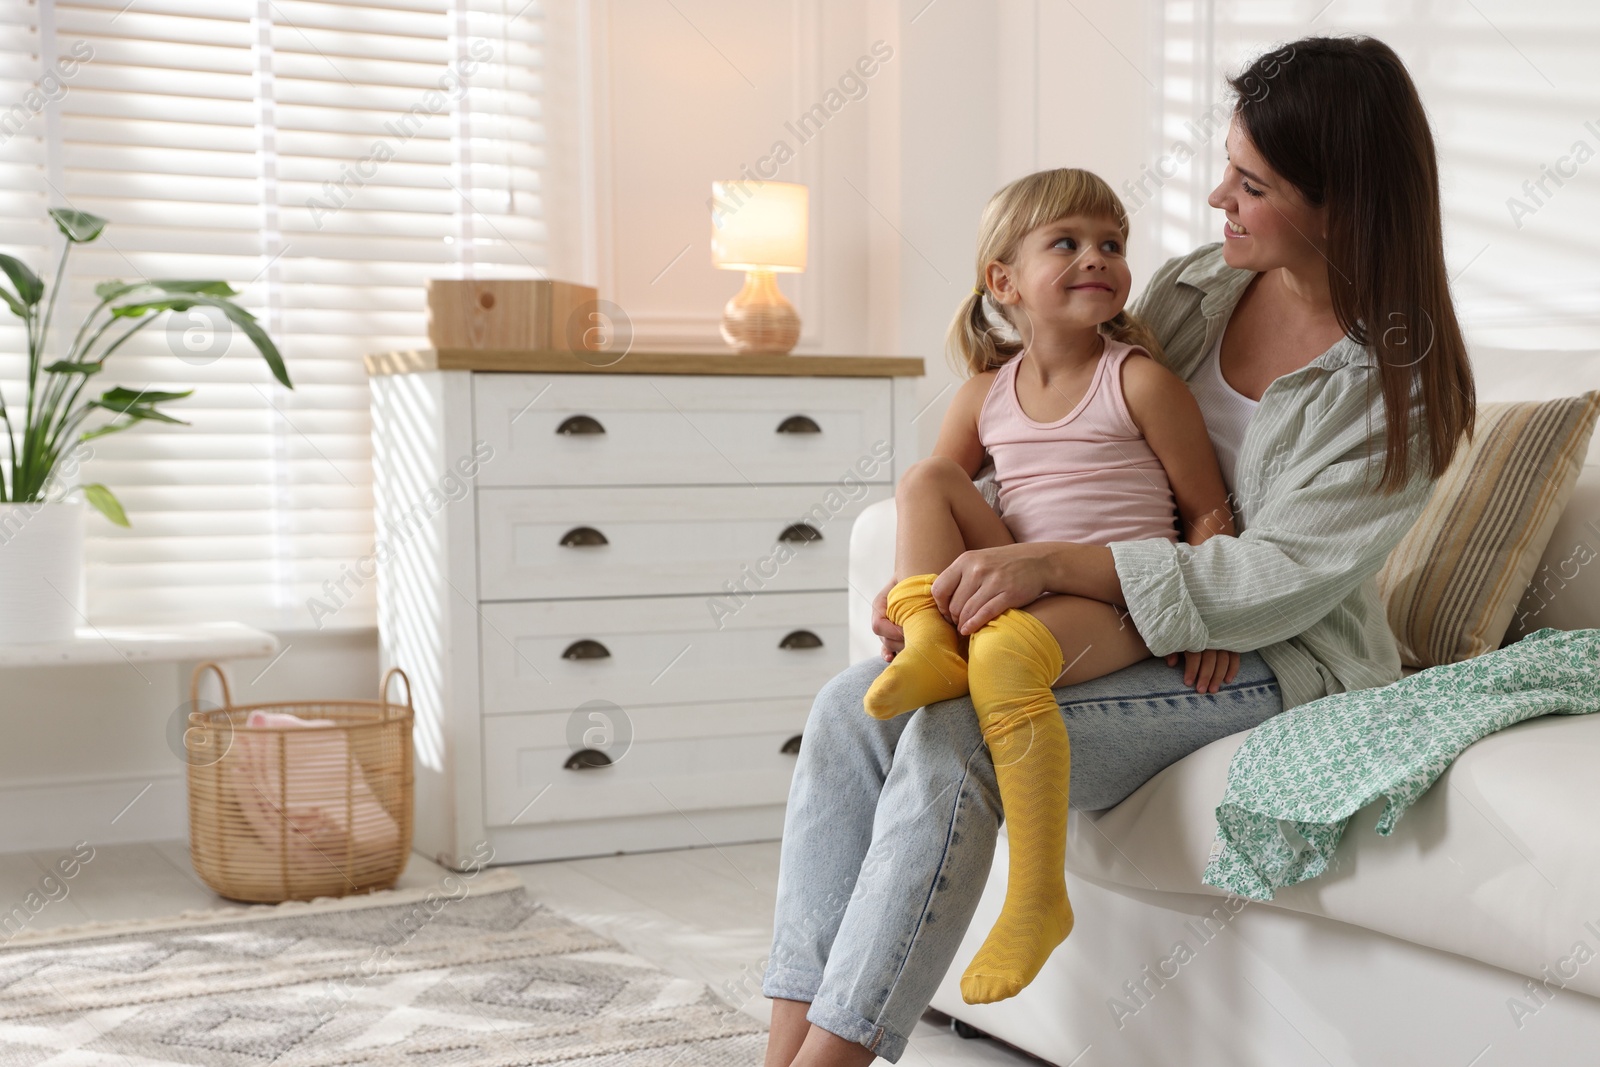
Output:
[976, 338, 1180, 547]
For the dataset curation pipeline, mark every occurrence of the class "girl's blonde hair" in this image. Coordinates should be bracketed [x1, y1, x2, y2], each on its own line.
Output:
[946, 167, 1165, 378]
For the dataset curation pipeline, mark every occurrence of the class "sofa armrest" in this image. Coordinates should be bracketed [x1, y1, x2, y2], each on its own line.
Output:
[848, 498, 897, 664]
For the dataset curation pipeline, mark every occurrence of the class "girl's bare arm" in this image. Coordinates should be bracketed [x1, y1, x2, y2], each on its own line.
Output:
[927, 371, 996, 475]
[1119, 353, 1236, 544]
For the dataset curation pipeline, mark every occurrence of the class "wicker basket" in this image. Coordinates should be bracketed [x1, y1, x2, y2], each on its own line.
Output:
[185, 663, 415, 903]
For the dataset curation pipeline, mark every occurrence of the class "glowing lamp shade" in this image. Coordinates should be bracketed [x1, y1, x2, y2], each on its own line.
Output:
[711, 181, 808, 272]
[710, 180, 808, 353]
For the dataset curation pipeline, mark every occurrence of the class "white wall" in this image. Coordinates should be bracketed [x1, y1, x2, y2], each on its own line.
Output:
[864, 0, 999, 456]
[589, 0, 881, 353]
[585, 0, 1161, 458]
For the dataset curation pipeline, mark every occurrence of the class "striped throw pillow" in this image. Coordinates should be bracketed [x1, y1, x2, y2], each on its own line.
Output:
[1378, 390, 1600, 668]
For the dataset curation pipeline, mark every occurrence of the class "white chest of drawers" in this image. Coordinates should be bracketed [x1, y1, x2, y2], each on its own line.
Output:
[367, 349, 922, 868]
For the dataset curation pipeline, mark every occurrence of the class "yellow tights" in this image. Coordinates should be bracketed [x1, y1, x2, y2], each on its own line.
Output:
[961, 606, 1074, 1004]
[862, 573, 969, 720]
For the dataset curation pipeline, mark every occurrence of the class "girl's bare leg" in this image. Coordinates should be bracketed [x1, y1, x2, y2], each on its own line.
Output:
[867, 457, 1014, 720]
[892, 456, 1013, 578]
[960, 593, 1152, 1004]
[1027, 593, 1152, 686]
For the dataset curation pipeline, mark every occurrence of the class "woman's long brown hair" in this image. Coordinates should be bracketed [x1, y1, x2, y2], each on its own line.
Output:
[1230, 35, 1475, 493]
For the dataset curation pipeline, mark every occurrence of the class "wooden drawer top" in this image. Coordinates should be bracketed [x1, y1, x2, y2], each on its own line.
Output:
[365, 348, 925, 378]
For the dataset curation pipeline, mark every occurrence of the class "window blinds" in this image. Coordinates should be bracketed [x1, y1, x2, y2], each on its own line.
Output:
[0, 0, 549, 629]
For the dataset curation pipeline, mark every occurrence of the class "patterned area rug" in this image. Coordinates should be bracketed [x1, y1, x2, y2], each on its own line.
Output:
[0, 869, 766, 1065]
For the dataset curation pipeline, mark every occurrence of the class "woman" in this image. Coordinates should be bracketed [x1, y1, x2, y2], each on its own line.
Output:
[762, 34, 1475, 1067]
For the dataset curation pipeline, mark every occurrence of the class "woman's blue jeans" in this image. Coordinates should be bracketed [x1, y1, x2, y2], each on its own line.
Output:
[762, 651, 1283, 1061]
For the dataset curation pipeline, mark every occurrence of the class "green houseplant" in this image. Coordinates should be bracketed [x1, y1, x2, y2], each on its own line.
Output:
[0, 208, 291, 643]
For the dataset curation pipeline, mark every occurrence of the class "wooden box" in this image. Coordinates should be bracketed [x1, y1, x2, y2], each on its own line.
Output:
[425, 279, 599, 351]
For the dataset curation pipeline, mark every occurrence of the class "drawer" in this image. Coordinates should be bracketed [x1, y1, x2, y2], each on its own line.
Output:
[481, 699, 810, 826]
[472, 374, 895, 487]
[480, 591, 845, 714]
[477, 484, 890, 600]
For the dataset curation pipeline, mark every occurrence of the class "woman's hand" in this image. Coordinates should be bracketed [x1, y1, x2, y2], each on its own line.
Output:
[931, 543, 1057, 635]
[1166, 649, 1240, 693]
[871, 579, 905, 661]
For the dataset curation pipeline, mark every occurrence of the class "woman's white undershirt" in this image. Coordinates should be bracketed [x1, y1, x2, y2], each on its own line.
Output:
[1186, 332, 1260, 497]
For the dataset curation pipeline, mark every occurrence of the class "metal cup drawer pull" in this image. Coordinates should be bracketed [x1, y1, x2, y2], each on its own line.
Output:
[781, 734, 803, 756]
[778, 522, 823, 544]
[559, 526, 609, 547]
[564, 748, 613, 770]
[779, 629, 823, 650]
[556, 414, 606, 435]
[561, 639, 611, 661]
[776, 414, 821, 434]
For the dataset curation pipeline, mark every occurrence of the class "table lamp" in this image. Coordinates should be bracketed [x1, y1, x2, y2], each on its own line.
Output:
[710, 179, 808, 354]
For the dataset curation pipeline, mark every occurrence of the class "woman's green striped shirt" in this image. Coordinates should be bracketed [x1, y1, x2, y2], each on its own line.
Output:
[1112, 242, 1438, 712]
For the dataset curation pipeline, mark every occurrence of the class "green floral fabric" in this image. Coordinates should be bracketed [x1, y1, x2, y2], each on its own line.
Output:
[1202, 627, 1600, 900]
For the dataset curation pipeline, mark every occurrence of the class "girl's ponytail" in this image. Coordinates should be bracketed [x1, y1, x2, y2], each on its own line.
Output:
[945, 288, 1022, 378]
[1100, 308, 1169, 367]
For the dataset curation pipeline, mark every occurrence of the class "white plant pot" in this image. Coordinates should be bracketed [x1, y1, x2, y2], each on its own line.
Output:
[0, 500, 85, 645]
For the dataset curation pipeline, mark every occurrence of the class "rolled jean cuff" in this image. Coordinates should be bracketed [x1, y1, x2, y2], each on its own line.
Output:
[761, 964, 823, 1004]
[805, 998, 910, 1064]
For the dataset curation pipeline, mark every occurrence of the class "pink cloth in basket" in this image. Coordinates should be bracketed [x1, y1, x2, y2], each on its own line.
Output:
[229, 710, 400, 867]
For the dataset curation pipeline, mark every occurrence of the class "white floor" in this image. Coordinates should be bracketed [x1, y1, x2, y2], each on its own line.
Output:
[0, 840, 1042, 1066]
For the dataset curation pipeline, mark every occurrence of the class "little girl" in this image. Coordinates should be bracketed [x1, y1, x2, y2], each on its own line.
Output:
[864, 168, 1237, 1004]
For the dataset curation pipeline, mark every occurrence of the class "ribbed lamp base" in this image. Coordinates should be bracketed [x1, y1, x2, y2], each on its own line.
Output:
[721, 270, 800, 355]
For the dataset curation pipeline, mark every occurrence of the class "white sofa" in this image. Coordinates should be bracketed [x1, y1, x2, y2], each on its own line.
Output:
[845, 350, 1600, 1066]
